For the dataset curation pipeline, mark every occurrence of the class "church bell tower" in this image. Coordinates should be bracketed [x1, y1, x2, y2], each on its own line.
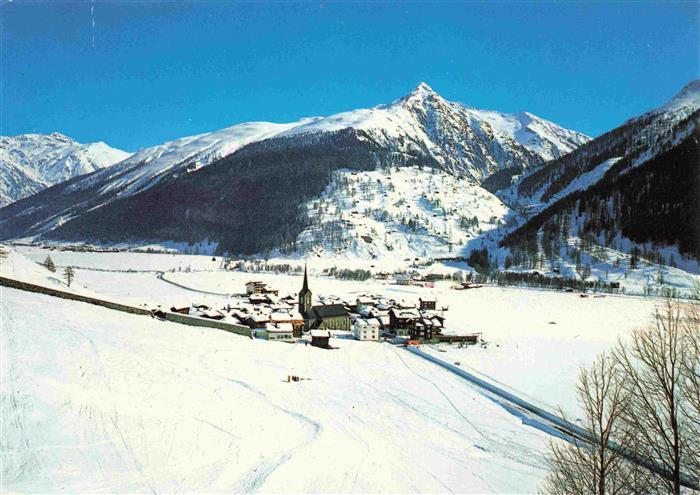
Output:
[299, 264, 312, 315]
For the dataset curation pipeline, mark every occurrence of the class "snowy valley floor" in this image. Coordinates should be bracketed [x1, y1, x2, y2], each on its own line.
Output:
[1, 247, 672, 493]
[3, 287, 552, 493]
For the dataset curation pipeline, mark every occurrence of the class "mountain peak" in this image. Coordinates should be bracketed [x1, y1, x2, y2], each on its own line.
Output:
[657, 79, 700, 115]
[48, 132, 74, 142]
[415, 81, 435, 92]
[407, 82, 439, 98]
[396, 82, 444, 108]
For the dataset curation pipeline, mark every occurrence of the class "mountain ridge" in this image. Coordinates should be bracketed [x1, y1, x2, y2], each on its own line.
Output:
[0, 83, 589, 252]
[0, 133, 131, 207]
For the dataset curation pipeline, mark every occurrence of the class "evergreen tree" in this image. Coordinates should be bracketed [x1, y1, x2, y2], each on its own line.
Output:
[43, 255, 56, 273]
[63, 266, 75, 287]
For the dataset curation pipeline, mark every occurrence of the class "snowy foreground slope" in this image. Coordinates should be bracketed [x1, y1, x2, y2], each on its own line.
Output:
[0, 133, 130, 207]
[2, 287, 552, 493]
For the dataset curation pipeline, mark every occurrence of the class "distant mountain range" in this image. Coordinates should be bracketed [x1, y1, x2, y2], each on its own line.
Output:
[0, 81, 697, 273]
[0, 83, 587, 253]
[0, 133, 130, 207]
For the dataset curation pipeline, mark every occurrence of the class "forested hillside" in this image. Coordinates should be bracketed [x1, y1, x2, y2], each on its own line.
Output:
[45, 129, 440, 255]
[502, 130, 700, 265]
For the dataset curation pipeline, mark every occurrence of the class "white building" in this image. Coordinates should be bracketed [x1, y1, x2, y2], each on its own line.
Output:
[353, 319, 380, 341]
[262, 322, 294, 342]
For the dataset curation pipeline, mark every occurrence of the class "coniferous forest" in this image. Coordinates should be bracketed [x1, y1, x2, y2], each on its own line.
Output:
[503, 130, 700, 261]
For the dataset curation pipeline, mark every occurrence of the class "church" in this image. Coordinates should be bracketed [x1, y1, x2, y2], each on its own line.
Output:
[299, 266, 351, 332]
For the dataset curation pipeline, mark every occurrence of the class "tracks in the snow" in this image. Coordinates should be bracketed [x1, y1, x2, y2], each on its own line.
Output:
[404, 345, 700, 490]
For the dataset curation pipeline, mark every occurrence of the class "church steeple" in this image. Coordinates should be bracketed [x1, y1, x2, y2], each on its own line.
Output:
[302, 263, 309, 293]
[299, 264, 312, 315]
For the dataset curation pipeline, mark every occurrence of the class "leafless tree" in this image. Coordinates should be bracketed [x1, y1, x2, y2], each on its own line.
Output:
[542, 353, 650, 495]
[680, 297, 700, 484]
[544, 299, 700, 494]
[612, 300, 693, 494]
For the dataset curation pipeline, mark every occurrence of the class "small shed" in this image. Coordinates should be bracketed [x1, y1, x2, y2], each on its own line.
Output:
[310, 329, 331, 349]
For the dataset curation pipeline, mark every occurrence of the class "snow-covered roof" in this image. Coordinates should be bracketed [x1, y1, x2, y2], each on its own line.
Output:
[310, 330, 331, 338]
[270, 311, 302, 322]
[266, 322, 293, 332]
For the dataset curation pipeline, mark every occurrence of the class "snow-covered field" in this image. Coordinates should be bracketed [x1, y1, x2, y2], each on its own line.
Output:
[1, 247, 670, 492]
[2, 286, 552, 493]
[14, 245, 223, 272]
[157, 268, 660, 418]
[10, 247, 664, 417]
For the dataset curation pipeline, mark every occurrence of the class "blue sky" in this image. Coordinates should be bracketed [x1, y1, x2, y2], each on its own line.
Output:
[2, 1, 698, 151]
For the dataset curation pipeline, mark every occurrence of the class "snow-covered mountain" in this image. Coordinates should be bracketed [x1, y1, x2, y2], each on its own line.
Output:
[294, 166, 516, 260]
[500, 80, 700, 276]
[53, 83, 588, 202]
[282, 83, 589, 179]
[73, 120, 314, 199]
[0, 132, 130, 207]
[502, 79, 700, 212]
[0, 83, 588, 254]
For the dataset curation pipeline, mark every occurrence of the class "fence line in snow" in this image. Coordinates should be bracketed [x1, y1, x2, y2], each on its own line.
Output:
[0, 276, 252, 338]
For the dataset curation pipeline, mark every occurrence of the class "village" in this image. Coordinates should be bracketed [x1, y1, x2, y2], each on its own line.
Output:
[161, 266, 481, 348]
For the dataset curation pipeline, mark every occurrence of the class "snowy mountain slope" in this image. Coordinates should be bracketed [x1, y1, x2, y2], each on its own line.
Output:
[63, 82, 589, 202]
[497, 80, 700, 272]
[505, 79, 700, 212]
[0, 133, 130, 207]
[72, 120, 314, 199]
[0, 83, 588, 253]
[471, 109, 589, 162]
[501, 120, 700, 285]
[655, 78, 700, 118]
[295, 166, 516, 260]
[283, 83, 589, 180]
[1, 284, 553, 493]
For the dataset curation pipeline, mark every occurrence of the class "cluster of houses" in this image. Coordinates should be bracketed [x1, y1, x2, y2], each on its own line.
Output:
[169, 266, 451, 347]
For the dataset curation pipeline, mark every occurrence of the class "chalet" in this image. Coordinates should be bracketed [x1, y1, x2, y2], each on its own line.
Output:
[281, 294, 298, 305]
[389, 307, 421, 337]
[310, 329, 331, 348]
[419, 297, 437, 311]
[245, 281, 279, 296]
[355, 296, 375, 312]
[270, 311, 305, 337]
[242, 312, 270, 329]
[409, 316, 441, 340]
[299, 265, 351, 331]
[198, 310, 225, 320]
[249, 293, 274, 305]
[246, 281, 265, 294]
